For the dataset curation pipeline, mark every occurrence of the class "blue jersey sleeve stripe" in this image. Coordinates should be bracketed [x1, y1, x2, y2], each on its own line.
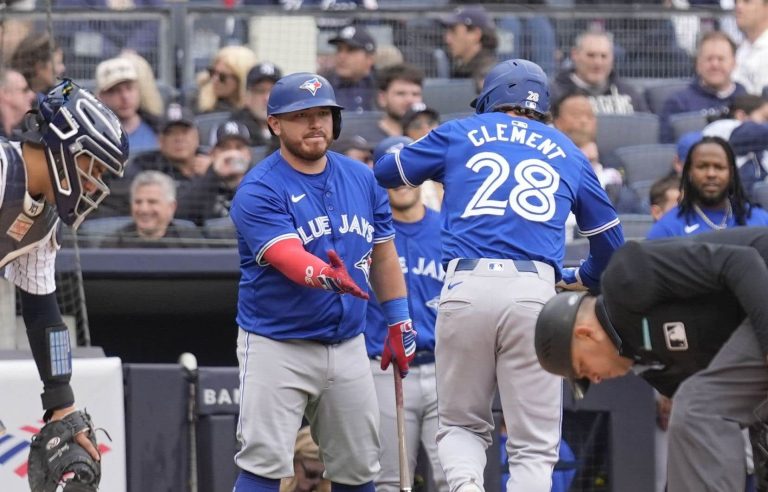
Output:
[395, 151, 416, 188]
[373, 233, 396, 244]
[578, 217, 621, 237]
[255, 233, 301, 266]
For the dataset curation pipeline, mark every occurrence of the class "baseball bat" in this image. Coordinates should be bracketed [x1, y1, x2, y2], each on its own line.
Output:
[393, 368, 412, 492]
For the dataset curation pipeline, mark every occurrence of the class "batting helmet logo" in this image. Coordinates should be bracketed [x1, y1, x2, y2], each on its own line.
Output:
[300, 78, 323, 96]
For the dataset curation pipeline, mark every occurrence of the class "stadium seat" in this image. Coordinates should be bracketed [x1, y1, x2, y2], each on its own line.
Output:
[338, 111, 384, 143]
[614, 144, 676, 186]
[440, 111, 474, 123]
[618, 214, 655, 239]
[195, 111, 232, 147]
[643, 79, 690, 115]
[77, 216, 133, 248]
[596, 113, 660, 167]
[751, 181, 768, 209]
[422, 78, 478, 115]
[669, 111, 708, 142]
[203, 216, 237, 241]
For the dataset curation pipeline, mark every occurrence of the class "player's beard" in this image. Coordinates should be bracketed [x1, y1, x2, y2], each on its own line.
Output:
[283, 133, 332, 162]
[693, 184, 729, 208]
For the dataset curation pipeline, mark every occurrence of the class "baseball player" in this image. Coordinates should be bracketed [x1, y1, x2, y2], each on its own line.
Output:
[229, 73, 416, 492]
[647, 135, 768, 239]
[374, 59, 625, 492]
[535, 227, 768, 492]
[366, 136, 448, 492]
[0, 80, 128, 490]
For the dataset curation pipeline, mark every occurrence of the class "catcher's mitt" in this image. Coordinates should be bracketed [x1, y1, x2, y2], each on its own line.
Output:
[28, 410, 101, 492]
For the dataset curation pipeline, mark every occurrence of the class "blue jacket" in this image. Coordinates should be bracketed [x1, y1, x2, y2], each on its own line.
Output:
[659, 79, 747, 143]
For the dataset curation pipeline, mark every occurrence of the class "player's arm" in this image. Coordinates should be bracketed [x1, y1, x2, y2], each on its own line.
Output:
[606, 239, 768, 357]
[370, 239, 416, 377]
[262, 240, 368, 299]
[374, 123, 449, 189]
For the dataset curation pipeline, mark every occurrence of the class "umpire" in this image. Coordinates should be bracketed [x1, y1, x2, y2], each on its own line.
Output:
[535, 227, 768, 492]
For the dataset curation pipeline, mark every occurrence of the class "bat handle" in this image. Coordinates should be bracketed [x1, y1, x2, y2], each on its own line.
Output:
[394, 368, 412, 492]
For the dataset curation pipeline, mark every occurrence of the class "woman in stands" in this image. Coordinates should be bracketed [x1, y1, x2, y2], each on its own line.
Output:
[197, 45, 258, 114]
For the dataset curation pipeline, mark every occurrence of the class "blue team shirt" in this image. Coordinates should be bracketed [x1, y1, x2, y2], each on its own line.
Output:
[127, 121, 159, 154]
[646, 204, 768, 239]
[366, 207, 443, 358]
[374, 113, 621, 280]
[230, 150, 395, 342]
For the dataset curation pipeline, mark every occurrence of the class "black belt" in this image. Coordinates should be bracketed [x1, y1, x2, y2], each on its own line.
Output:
[454, 258, 538, 274]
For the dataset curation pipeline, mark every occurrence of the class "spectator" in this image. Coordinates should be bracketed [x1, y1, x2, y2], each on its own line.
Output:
[0, 68, 35, 139]
[649, 174, 681, 221]
[231, 62, 282, 148]
[9, 32, 65, 95]
[197, 45, 258, 114]
[120, 50, 165, 118]
[551, 91, 597, 148]
[374, 44, 404, 71]
[647, 136, 768, 238]
[733, 0, 768, 95]
[401, 102, 440, 141]
[96, 56, 160, 154]
[673, 131, 703, 176]
[369, 63, 425, 144]
[441, 6, 498, 82]
[99, 170, 204, 248]
[550, 29, 648, 114]
[659, 31, 747, 143]
[703, 94, 768, 140]
[129, 104, 210, 215]
[581, 141, 645, 214]
[184, 120, 253, 224]
[324, 25, 378, 112]
[330, 135, 374, 167]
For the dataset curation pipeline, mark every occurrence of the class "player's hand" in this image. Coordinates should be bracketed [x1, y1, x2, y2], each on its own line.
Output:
[556, 267, 588, 292]
[316, 250, 369, 300]
[381, 320, 417, 378]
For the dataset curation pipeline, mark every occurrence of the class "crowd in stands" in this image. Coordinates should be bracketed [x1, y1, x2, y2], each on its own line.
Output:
[3, 1, 768, 248]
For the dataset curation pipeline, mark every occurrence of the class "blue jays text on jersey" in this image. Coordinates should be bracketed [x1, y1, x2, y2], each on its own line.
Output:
[374, 113, 623, 288]
[230, 150, 395, 343]
[366, 207, 443, 358]
[647, 204, 768, 239]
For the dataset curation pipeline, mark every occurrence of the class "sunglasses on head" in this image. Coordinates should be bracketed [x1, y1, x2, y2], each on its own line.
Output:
[208, 67, 237, 83]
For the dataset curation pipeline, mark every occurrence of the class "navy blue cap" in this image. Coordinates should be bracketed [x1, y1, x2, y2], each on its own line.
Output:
[329, 26, 376, 53]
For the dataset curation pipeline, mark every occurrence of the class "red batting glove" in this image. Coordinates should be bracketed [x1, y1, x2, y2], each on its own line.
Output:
[315, 250, 369, 300]
[381, 320, 417, 378]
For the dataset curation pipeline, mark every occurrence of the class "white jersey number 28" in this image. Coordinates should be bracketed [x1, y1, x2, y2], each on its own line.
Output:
[461, 151, 560, 221]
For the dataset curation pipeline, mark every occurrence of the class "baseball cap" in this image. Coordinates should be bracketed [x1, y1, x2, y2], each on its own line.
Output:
[401, 102, 440, 132]
[441, 6, 494, 30]
[213, 120, 251, 146]
[95, 57, 138, 92]
[373, 136, 413, 164]
[161, 103, 196, 132]
[329, 26, 376, 53]
[331, 135, 373, 155]
[676, 131, 702, 162]
[246, 62, 282, 88]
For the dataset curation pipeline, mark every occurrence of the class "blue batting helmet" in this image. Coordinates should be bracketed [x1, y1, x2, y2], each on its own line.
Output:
[373, 136, 413, 164]
[267, 72, 344, 139]
[471, 59, 549, 116]
[23, 79, 128, 229]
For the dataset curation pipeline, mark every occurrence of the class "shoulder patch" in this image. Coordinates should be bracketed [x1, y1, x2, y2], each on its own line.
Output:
[663, 322, 689, 351]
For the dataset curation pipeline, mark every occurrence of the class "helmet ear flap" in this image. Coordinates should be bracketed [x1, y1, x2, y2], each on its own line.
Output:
[332, 109, 342, 140]
[21, 111, 46, 144]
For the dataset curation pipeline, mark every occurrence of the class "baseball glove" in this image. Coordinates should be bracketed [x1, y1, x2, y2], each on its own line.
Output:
[28, 410, 101, 492]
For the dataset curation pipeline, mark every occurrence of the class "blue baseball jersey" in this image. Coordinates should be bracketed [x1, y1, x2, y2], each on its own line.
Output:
[230, 150, 395, 342]
[646, 204, 768, 239]
[374, 113, 622, 284]
[366, 207, 443, 358]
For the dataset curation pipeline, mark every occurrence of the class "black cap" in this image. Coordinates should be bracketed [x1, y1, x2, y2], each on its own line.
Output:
[213, 121, 251, 146]
[441, 6, 494, 30]
[161, 103, 195, 132]
[401, 102, 440, 132]
[247, 62, 282, 88]
[534, 291, 592, 400]
[331, 135, 373, 154]
[329, 26, 376, 53]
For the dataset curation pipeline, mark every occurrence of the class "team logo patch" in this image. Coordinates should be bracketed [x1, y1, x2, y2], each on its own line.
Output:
[488, 262, 504, 272]
[46, 437, 61, 450]
[663, 322, 689, 351]
[300, 77, 323, 96]
[355, 249, 373, 286]
[6, 213, 34, 241]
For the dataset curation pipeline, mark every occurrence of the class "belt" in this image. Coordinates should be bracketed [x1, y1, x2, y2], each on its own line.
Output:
[454, 258, 538, 274]
[372, 350, 434, 367]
